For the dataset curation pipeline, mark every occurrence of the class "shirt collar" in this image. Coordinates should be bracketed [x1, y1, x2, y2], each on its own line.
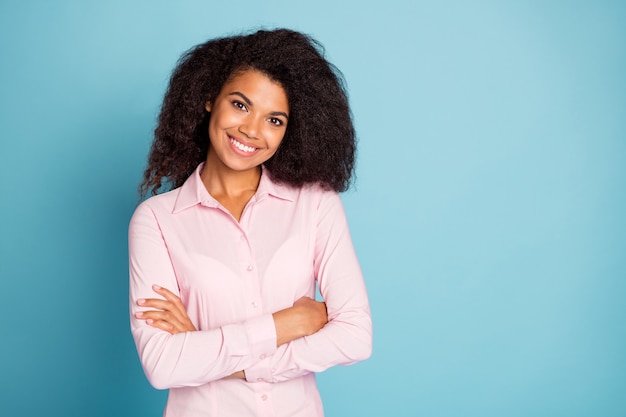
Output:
[172, 163, 298, 214]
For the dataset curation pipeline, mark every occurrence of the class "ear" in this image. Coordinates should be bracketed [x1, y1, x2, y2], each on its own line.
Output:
[205, 101, 212, 112]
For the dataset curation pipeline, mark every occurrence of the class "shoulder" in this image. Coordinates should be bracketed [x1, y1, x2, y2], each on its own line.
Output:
[291, 183, 345, 219]
[130, 188, 181, 224]
[306, 183, 342, 204]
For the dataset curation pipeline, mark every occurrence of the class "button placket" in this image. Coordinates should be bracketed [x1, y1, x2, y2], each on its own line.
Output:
[237, 229, 257, 316]
[238, 225, 264, 320]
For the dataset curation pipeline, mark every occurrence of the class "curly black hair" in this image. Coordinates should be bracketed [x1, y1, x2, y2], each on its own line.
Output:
[140, 28, 356, 197]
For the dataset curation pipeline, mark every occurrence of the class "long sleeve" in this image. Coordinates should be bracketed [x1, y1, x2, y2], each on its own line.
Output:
[244, 191, 372, 383]
[129, 203, 277, 389]
[128, 165, 369, 416]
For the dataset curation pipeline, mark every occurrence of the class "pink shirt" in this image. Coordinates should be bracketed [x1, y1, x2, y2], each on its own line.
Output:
[129, 164, 372, 417]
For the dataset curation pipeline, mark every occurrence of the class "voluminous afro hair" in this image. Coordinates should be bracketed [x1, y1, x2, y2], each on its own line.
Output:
[140, 28, 356, 197]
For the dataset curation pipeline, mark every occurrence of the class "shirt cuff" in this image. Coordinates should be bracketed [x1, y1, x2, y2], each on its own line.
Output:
[244, 313, 277, 363]
[242, 313, 276, 382]
[244, 356, 274, 383]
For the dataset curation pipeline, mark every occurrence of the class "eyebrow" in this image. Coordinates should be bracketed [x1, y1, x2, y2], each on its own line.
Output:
[228, 91, 289, 120]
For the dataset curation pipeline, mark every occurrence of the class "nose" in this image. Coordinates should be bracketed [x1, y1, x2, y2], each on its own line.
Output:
[239, 115, 262, 139]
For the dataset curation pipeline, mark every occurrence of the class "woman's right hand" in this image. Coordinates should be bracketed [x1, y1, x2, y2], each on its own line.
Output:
[272, 296, 328, 347]
[134, 285, 197, 335]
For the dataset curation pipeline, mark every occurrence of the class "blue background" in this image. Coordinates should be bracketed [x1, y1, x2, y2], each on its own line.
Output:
[1, 1, 625, 416]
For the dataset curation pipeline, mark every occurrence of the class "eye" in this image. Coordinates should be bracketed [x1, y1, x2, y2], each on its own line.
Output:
[268, 117, 284, 126]
[232, 100, 247, 111]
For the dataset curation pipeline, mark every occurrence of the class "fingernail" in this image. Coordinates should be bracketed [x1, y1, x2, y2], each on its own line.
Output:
[146, 319, 154, 325]
[152, 284, 161, 291]
[137, 299, 145, 305]
[135, 312, 143, 318]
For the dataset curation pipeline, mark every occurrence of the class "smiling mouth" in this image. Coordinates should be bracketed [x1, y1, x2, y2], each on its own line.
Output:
[230, 137, 258, 153]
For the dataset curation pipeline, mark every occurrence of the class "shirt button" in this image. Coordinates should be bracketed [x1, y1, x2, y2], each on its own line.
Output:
[246, 265, 253, 271]
[261, 394, 268, 401]
[252, 301, 258, 308]
[257, 378, 264, 382]
[260, 354, 266, 359]
[240, 235, 245, 241]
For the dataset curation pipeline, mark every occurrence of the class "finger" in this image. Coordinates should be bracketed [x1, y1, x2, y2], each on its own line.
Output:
[136, 311, 189, 333]
[152, 285, 186, 310]
[146, 314, 192, 334]
[135, 309, 182, 325]
[137, 297, 189, 324]
[137, 298, 178, 312]
[135, 286, 183, 310]
[140, 299, 190, 327]
[146, 319, 179, 334]
[148, 286, 193, 325]
[135, 302, 197, 333]
[137, 286, 197, 333]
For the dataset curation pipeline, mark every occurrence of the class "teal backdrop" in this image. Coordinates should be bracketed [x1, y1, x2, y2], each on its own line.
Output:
[1, 1, 625, 416]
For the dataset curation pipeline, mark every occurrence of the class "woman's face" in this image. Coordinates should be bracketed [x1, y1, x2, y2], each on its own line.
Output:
[205, 69, 289, 173]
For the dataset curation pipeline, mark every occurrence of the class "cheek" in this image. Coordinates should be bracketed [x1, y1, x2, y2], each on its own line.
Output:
[207, 119, 218, 145]
[269, 130, 287, 150]
[210, 106, 240, 128]
[208, 112, 238, 142]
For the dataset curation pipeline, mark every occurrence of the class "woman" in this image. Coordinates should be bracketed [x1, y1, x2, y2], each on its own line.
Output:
[129, 28, 372, 416]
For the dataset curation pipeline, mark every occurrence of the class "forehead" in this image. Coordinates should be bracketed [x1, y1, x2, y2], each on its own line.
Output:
[218, 69, 289, 111]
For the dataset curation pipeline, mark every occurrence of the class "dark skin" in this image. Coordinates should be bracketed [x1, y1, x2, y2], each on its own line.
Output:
[135, 286, 327, 379]
[135, 285, 327, 344]
[134, 70, 329, 380]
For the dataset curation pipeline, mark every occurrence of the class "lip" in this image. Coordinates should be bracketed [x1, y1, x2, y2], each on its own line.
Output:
[228, 135, 260, 157]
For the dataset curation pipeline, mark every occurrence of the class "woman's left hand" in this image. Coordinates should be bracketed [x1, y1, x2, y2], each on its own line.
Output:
[135, 285, 197, 334]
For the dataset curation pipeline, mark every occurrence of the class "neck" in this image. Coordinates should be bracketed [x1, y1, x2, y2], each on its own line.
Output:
[200, 152, 261, 199]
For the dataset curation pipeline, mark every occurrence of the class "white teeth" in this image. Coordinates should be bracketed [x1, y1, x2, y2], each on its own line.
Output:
[230, 138, 256, 153]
